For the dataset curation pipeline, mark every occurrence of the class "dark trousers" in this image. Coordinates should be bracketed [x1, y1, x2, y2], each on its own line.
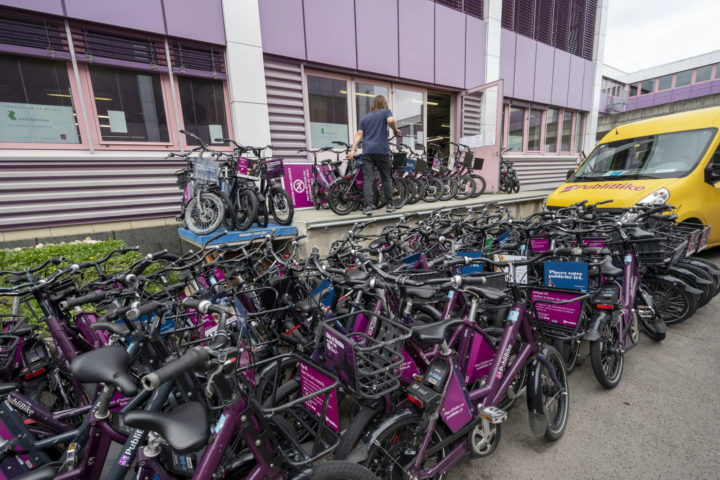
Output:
[362, 154, 393, 207]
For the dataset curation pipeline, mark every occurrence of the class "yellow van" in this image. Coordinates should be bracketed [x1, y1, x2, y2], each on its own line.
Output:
[547, 106, 720, 247]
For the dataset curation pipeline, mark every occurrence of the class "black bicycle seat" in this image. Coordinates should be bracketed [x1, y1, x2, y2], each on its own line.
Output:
[412, 318, 465, 345]
[0, 383, 18, 396]
[345, 269, 368, 283]
[596, 256, 622, 278]
[295, 287, 332, 314]
[464, 286, 508, 304]
[628, 227, 656, 240]
[405, 286, 437, 300]
[123, 402, 209, 454]
[70, 346, 137, 396]
[12, 464, 61, 480]
[90, 322, 130, 337]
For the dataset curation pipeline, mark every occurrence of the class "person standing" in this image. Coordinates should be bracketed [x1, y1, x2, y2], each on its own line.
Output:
[348, 95, 402, 216]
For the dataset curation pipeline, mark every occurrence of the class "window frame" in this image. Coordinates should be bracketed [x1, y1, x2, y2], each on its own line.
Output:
[173, 75, 234, 152]
[0, 57, 92, 150]
[695, 64, 713, 84]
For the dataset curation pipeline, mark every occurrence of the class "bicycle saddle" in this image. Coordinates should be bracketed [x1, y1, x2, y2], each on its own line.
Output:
[12, 463, 62, 480]
[595, 256, 623, 278]
[90, 321, 130, 337]
[628, 227, 656, 240]
[344, 269, 368, 283]
[0, 383, 18, 396]
[295, 286, 332, 314]
[123, 401, 209, 454]
[463, 286, 508, 304]
[405, 286, 437, 300]
[70, 346, 138, 396]
[412, 318, 465, 345]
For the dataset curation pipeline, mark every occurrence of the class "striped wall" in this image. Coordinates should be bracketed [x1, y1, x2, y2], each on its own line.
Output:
[508, 154, 578, 191]
[264, 57, 307, 162]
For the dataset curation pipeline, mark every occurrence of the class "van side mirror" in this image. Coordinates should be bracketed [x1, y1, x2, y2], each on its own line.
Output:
[566, 169, 575, 180]
[705, 164, 720, 184]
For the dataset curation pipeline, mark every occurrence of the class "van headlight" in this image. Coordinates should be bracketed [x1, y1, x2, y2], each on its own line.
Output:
[636, 188, 669, 205]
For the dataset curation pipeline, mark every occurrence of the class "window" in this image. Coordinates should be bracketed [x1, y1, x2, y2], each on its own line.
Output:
[715, 64, 720, 79]
[527, 109, 542, 151]
[508, 106, 524, 152]
[307, 75, 349, 148]
[657, 75, 672, 91]
[0, 54, 81, 144]
[426, 91, 451, 155]
[395, 89, 424, 149]
[640, 79, 654, 95]
[676, 70, 692, 87]
[544, 108, 558, 152]
[177, 77, 228, 146]
[629, 84, 638, 96]
[696, 65, 712, 83]
[561, 111, 572, 152]
[88, 66, 169, 142]
[574, 113, 585, 153]
[355, 82, 389, 127]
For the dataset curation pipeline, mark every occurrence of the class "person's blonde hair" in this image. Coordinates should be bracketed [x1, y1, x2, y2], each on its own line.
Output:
[370, 95, 388, 111]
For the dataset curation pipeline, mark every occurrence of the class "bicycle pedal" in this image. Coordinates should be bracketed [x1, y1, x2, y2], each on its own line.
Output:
[480, 406, 506, 424]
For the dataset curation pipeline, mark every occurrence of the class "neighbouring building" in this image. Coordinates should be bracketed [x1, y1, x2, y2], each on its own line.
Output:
[0, 0, 607, 243]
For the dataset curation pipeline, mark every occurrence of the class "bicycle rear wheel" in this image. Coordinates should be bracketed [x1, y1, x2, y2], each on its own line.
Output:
[234, 189, 258, 231]
[469, 174, 486, 197]
[185, 193, 225, 235]
[422, 177, 443, 202]
[268, 187, 294, 225]
[439, 177, 457, 201]
[312, 462, 381, 480]
[455, 175, 476, 200]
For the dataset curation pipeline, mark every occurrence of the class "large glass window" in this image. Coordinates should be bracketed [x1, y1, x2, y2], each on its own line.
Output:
[629, 84, 638, 96]
[89, 66, 169, 142]
[0, 54, 80, 143]
[178, 77, 228, 146]
[657, 75, 672, 91]
[426, 91, 451, 155]
[574, 113, 585, 153]
[395, 89, 424, 149]
[307, 75, 349, 148]
[507, 106, 524, 152]
[696, 65, 712, 83]
[355, 82, 389, 127]
[544, 108, 558, 152]
[676, 70, 692, 87]
[560, 111, 572, 152]
[527, 109, 542, 151]
[640, 79, 654, 95]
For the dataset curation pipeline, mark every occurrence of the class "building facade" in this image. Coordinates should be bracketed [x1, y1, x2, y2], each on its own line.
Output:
[0, 0, 606, 240]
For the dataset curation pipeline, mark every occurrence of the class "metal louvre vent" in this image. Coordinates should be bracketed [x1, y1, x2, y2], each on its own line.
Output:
[170, 40, 226, 78]
[433, 0, 484, 19]
[534, 0, 554, 45]
[552, 0, 571, 51]
[264, 56, 306, 162]
[71, 25, 167, 67]
[582, 0, 597, 60]
[502, 0, 515, 29]
[0, 8, 68, 58]
[514, 0, 536, 37]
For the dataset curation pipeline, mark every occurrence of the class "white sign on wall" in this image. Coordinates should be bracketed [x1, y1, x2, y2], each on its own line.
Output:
[310, 122, 348, 148]
[0, 102, 79, 143]
[459, 134, 483, 149]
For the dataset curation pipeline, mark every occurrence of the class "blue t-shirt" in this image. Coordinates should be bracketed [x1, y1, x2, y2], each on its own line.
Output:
[359, 109, 392, 155]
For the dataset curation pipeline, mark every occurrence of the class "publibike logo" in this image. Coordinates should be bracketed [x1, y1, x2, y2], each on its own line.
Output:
[560, 183, 646, 193]
[7, 111, 17, 120]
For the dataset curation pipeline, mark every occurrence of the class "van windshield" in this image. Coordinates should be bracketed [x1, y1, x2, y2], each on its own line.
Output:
[570, 128, 716, 181]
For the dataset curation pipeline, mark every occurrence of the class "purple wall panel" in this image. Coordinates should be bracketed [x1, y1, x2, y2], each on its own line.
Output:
[513, 35, 536, 101]
[398, 0, 434, 83]
[164, 0, 225, 44]
[0, 0, 63, 15]
[533, 42, 554, 104]
[356, 0, 398, 76]
[625, 97, 639, 110]
[670, 85, 692, 102]
[64, 0, 165, 34]
[464, 15, 485, 88]
[652, 91, 672, 106]
[637, 97, 653, 109]
[710, 80, 720, 95]
[566, 55, 584, 109]
[259, 0, 306, 59]
[581, 60, 595, 111]
[500, 29, 516, 97]
[691, 83, 712, 97]
[551, 50, 570, 107]
[304, 0, 356, 69]
[434, 5, 466, 88]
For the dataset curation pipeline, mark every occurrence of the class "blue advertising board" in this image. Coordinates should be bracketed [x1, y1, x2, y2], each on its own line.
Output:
[544, 261, 589, 292]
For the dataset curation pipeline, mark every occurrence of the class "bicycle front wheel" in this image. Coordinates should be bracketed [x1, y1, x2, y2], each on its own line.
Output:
[234, 189, 258, 231]
[455, 175, 476, 200]
[185, 193, 225, 235]
[268, 187, 294, 225]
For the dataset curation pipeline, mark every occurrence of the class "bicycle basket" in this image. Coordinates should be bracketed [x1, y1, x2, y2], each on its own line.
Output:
[392, 152, 407, 170]
[529, 287, 588, 341]
[415, 158, 428, 174]
[473, 156, 485, 170]
[323, 310, 411, 399]
[237, 156, 250, 176]
[175, 169, 190, 189]
[462, 151, 475, 168]
[264, 158, 285, 180]
[632, 236, 687, 268]
[0, 315, 27, 371]
[193, 157, 220, 184]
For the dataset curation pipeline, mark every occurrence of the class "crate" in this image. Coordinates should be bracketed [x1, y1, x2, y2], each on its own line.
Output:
[323, 311, 411, 399]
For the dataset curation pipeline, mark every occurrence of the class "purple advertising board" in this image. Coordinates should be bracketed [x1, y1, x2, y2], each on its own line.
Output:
[530, 236, 550, 253]
[440, 368, 474, 433]
[284, 163, 314, 208]
[531, 289, 582, 328]
[298, 361, 340, 433]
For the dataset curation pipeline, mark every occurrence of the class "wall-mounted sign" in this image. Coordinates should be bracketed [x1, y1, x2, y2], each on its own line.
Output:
[0, 102, 79, 143]
[310, 122, 348, 148]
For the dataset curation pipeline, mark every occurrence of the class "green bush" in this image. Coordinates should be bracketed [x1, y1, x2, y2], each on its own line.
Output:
[0, 239, 143, 317]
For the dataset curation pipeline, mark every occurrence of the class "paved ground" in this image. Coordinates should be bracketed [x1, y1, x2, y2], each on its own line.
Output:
[452, 249, 720, 480]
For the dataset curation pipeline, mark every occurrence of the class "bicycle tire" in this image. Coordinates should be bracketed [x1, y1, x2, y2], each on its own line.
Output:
[220, 191, 235, 231]
[404, 177, 420, 204]
[234, 189, 258, 231]
[392, 177, 408, 208]
[311, 182, 322, 210]
[185, 193, 225, 235]
[422, 177, 443, 202]
[677, 260, 719, 301]
[328, 179, 359, 215]
[333, 403, 383, 460]
[683, 257, 720, 292]
[469, 174, 486, 197]
[454, 175, 476, 200]
[311, 461, 381, 480]
[440, 177, 458, 201]
[268, 187, 294, 225]
[590, 321, 624, 389]
[670, 264, 713, 307]
[255, 199, 269, 227]
[512, 179, 520, 193]
[643, 277, 698, 325]
[533, 346, 570, 440]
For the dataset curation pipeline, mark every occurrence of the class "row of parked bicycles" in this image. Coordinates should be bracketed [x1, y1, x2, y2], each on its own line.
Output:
[173, 130, 295, 235]
[0, 200, 714, 479]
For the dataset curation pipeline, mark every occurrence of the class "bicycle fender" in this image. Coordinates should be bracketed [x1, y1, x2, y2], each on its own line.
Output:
[683, 258, 720, 276]
[356, 409, 419, 462]
[584, 311, 610, 342]
[668, 267, 713, 286]
[526, 346, 556, 437]
[651, 274, 704, 296]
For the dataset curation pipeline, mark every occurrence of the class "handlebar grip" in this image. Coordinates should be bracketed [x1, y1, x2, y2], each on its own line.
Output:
[310, 246, 320, 259]
[443, 256, 469, 267]
[181, 297, 232, 316]
[142, 348, 210, 390]
[59, 290, 108, 310]
[146, 249, 169, 261]
[120, 246, 140, 253]
[126, 301, 162, 320]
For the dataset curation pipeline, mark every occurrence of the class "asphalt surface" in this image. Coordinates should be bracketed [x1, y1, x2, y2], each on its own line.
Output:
[452, 249, 720, 480]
